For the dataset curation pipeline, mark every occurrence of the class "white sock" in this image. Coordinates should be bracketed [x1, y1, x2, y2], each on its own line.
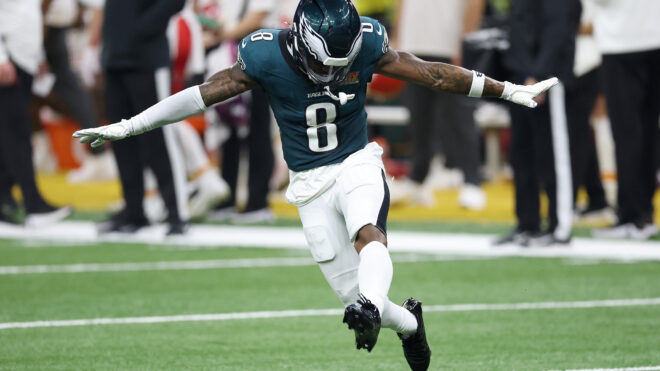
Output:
[381, 300, 418, 335]
[357, 241, 392, 315]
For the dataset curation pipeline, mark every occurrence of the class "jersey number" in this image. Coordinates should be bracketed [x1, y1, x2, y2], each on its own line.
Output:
[306, 103, 338, 152]
[250, 32, 274, 42]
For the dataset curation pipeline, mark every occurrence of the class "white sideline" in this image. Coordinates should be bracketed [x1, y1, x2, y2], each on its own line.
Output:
[0, 254, 478, 275]
[1, 297, 659, 330]
[1, 221, 660, 262]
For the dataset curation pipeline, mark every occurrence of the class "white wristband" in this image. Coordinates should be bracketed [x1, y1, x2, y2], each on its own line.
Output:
[468, 70, 486, 98]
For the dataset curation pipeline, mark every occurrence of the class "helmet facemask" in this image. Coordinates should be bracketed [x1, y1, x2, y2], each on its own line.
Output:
[293, 12, 363, 87]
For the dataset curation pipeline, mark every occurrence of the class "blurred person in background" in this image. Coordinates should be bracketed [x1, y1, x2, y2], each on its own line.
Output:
[202, 0, 281, 224]
[134, 1, 231, 223]
[566, 0, 615, 224]
[494, 0, 581, 246]
[40, 0, 117, 184]
[160, 1, 230, 221]
[98, 0, 188, 235]
[0, 0, 72, 226]
[590, 0, 660, 240]
[391, 0, 488, 210]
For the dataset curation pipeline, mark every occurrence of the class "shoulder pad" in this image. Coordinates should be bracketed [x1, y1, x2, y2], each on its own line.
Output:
[360, 17, 389, 55]
[238, 29, 280, 80]
[359, 17, 389, 65]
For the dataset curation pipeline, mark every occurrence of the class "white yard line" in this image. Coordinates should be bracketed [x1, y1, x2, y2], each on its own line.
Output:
[1, 297, 659, 330]
[1, 221, 660, 262]
[423, 298, 660, 312]
[0, 254, 480, 275]
[0, 257, 316, 274]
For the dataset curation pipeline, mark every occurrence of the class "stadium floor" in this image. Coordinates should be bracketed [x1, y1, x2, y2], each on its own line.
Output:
[1, 238, 659, 370]
[1, 174, 659, 370]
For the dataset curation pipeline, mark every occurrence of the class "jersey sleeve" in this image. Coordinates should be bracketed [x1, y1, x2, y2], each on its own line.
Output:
[359, 17, 390, 68]
[236, 29, 279, 83]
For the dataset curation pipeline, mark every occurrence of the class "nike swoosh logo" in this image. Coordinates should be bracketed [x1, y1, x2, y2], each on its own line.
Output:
[376, 24, 382, 36]
[242, 39, 247, 48]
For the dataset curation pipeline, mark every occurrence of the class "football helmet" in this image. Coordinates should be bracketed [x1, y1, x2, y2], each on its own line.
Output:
[289, 0, 363, 87]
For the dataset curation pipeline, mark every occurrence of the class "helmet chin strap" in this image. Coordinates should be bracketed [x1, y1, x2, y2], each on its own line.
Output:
[323, 86, 355, 105]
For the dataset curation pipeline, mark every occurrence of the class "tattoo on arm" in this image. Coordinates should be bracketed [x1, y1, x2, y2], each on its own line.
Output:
[199, 64, 258, 107]
[411, 59, 473, 92]
[376, 50, 504, 97]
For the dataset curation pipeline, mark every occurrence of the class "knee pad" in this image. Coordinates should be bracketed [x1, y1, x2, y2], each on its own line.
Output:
[303, 225, 336, 263]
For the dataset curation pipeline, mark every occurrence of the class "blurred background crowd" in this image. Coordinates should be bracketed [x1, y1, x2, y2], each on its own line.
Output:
[0, 0, 658, 244]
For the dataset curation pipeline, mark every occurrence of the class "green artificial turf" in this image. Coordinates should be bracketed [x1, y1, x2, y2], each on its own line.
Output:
[1, 236, 659, 370]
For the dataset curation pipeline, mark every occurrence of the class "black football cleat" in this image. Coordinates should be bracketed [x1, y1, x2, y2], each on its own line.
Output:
[398, 298, 431, 371]
[343, 294, 381, 352]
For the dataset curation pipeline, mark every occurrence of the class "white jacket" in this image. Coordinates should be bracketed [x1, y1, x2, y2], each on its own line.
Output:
[591, 0, 660, 54]
[0, 0, 42, 74]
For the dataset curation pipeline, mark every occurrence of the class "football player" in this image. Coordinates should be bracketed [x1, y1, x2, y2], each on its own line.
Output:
[74, 0, 556, 369]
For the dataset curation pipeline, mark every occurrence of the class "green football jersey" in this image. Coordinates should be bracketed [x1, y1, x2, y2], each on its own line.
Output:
[237, 17, 389, 172]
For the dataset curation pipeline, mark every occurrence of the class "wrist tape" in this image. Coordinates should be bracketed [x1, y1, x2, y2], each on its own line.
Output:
[468, 70, 486, 98]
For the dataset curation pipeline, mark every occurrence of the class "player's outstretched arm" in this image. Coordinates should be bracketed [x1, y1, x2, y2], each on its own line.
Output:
[199, 63, 258, 106]
[73, 64, 257, 147]
[375, 49, 557, 108]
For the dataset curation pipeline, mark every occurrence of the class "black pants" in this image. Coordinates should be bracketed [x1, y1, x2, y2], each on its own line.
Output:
[45, 26, 103, 155]
[509, 81, 573, 238]
[220, 87, 273, 212]
[0, 66, 50, 213]
[403, 56, 481, 185]
[602, 49, 660, 225]
[105, 68, 186, 223]
[565, 68, 607, 209]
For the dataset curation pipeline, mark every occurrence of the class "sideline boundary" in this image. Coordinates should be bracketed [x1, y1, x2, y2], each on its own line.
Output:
[2, 222, 660, 262]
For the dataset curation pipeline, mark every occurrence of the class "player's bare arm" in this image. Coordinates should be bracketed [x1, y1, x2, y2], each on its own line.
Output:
[73, 63, 257, 147]
[199, 63, 258, 107]
[375, 48, 558, 108]
[376, 48, 502, 96]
